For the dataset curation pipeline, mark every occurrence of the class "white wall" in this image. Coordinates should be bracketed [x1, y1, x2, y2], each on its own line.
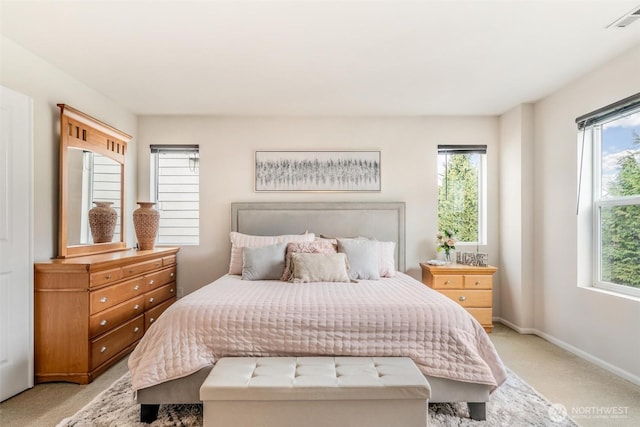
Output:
[138, 116, 501, 298]
[0, 36, 138, 261]
[532, 45, 640, 383]
[499, 104, 535, 328]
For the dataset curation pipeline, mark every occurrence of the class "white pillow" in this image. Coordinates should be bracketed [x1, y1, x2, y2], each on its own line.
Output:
[337, 238, 380, 280]
[377, 241, 396, 278]
[229, 231, 315, 275]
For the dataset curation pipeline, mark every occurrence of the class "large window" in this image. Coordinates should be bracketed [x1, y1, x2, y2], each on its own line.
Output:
[437, 145, 487, 244]
[577, 95, 640, 298]
[150, 145, 199, 246]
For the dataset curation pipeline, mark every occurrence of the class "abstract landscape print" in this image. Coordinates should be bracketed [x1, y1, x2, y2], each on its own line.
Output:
[255, 151, 381, 192]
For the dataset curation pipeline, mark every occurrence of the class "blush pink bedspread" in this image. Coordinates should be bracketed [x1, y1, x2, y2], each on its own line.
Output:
[128, 273, 506, 392]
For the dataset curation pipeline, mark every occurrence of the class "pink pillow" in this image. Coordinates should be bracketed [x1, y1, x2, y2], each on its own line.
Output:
[281, 240, 337, 281]
[228, 231, 315, 275]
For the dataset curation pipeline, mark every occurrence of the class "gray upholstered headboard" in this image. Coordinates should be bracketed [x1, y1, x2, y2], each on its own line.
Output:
[231, 202, 406, 272]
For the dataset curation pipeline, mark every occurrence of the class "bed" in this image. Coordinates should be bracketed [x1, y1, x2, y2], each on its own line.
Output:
[130, 202, 507, 422]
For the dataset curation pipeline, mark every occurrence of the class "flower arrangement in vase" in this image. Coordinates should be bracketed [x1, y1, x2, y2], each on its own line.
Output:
[436, 230, 457, 263]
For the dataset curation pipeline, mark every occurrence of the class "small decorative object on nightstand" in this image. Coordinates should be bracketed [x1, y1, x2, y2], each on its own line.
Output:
[420, 262, 497, 333]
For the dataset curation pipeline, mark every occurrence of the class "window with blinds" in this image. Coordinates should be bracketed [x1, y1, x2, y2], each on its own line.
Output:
[150, 145, 199, 246]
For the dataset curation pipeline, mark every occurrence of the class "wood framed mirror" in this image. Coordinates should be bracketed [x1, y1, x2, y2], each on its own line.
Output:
[57, 104, 131, 258]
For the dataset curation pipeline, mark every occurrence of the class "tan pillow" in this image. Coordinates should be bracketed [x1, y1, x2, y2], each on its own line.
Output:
[291, 253, 351, 283]
[281, 240, 337, 281]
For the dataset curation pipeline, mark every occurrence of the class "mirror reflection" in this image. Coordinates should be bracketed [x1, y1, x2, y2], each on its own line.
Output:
[66, 148, 122, 246]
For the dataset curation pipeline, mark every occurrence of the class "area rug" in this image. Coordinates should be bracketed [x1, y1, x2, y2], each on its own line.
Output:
[58, 368, 579, 426]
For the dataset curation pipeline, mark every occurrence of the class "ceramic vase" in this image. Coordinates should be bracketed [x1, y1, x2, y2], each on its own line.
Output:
[133, 202, 159, 250]
[88, 201, 117, 243]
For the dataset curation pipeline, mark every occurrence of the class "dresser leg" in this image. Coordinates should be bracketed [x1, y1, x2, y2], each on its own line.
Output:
[140, 404, 160, 423]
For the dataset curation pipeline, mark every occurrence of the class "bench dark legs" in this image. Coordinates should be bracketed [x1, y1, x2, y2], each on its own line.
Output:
[140, 404, 160, 423]
[468, 402, 486, 421]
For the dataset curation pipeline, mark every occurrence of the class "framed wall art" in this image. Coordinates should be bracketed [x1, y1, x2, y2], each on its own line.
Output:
[255, 151, 381, 192]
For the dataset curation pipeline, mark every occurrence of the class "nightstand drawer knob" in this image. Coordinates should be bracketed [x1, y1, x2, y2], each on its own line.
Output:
[459, 295, 467, 302]
[99, 319, 107, 326]
[475, 281, 481, 286]
[100, 346, 107, 353]
[100, 297, 108, 303]
[444, 280, 450, 285]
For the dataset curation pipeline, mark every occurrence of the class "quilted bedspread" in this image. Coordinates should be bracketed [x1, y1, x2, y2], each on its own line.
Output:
[128, 273, 507, 392]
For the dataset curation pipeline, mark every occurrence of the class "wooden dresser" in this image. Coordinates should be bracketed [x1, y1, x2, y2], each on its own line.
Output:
[34, 247, 179, 384]
[420, 263, 497, 333]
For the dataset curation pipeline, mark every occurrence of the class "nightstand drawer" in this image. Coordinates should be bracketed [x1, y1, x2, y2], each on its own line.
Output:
[438, 290, 491, 308]
[431, 275, 463, 289]
[466, 308, 492, 325]
[463, 275, 492, 289]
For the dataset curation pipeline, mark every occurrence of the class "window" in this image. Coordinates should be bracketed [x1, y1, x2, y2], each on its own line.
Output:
[150, 145, 199, 245]
[577, 94, 640, 298]
[437, 145, 487, 244]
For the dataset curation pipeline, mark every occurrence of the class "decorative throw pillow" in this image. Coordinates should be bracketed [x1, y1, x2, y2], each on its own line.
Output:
[281, 240, 337, 281]
[242, 243, 288, 281]
[337, 238, 380, 280]
[291, 253, 351, 283]
[228, 231, 315, 275]
[377, 241, 396, 278]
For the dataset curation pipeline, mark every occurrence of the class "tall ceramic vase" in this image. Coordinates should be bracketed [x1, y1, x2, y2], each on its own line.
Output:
[133, 202, 159, 250]
[88, 201, 117, 243]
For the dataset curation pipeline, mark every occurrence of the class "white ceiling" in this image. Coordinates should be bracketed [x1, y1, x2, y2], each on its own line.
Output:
[2, 0, 640, 116]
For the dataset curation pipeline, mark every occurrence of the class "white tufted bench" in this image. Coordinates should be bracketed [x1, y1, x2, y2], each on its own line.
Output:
[200, 356, 430, 427]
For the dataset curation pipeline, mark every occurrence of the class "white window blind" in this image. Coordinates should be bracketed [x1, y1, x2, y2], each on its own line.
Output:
[150, 145, 199, 245]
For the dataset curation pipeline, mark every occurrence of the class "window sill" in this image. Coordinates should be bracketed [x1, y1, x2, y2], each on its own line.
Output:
[577, 284, 640, 303]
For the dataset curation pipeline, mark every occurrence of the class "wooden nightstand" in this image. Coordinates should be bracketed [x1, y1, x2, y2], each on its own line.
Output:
[420, 263, 497, 333]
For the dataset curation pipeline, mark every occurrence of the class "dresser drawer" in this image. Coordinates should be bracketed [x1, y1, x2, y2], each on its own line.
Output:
[145, 297, 176, 330]
[431, 275, 463, 289]
[89, 295, 145, 338]
[121, 258, 163, 279]
[145, 266, 177, 291]
[90, 267, 122, 288]
[438, 290, 492, 308]
[90, 277, 145, 314]
[163, 254, 177, 266]
[466, 308, 492, 326]
[463, 275, 492, 289]
[145, 283, 176, 310]
[90, 315, 144, 369]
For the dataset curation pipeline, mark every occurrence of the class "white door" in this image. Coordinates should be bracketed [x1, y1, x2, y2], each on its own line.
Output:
[0, 86, 33, 401]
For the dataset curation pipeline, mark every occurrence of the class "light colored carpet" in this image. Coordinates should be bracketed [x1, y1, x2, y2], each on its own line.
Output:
[57, 368, 579, 426]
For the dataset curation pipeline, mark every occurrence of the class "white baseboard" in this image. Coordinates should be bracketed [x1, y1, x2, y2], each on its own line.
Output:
[493, 318, 640, 387]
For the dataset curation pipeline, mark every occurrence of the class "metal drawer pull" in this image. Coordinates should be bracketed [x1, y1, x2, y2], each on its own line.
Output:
[99, 320, 107, 326]
[149, 317, 155, 323]
[459, 295, 467, 302]
[133, 304, 140, 310]
[134, 327, 140, 333]
[129, 269, 135, 274]
[170, 272, 175, 278]
[170, 288, 174, 293]
[149, 297, 155, 303]
[106, 274, 112, 279]
[149, 280, 155, 285]
[475, 281, 481, 286]
[134, 285, 140, 291]
[444, 280, 450, 285]
[100, 346, 107, 353]
[100, 297, 108, 303]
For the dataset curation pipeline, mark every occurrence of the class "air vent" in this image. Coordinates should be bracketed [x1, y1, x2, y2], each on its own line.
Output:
[607, 7, 640, 28]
